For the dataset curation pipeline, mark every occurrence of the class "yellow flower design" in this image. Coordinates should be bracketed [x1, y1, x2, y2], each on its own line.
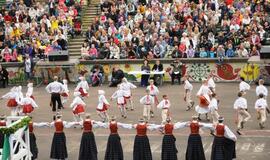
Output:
[103, 65, 111, 75]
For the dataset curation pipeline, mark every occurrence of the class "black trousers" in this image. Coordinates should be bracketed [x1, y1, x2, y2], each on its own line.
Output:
[171, 73, 181, 84]
[51, 93, 63, 112]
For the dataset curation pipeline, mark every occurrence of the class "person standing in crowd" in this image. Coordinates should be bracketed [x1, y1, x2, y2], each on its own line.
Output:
[70, 92, 86, 123]
[209, 93, 220, 125]
[0, 115, 6, 149]
[239, 77, 250, 95]
[75, 76, 89, 97]
[78, 114, 98, 160]
[96, 90, 110, 122]
[146, 79, 159, 117]
[140, 89, 155, 121]
[24, 54, 34, 81]
[61, 79, 69, 104]
[157, 95, 171, 125]
[256, 79, 270, 113]
[45, 76, 64, 120]
[211, 117, 237, 160]
[141, 59, 151, 87]
[120, 78, 137, 111]
[196, 79, 211, 121]
[0, 64, 8, 88]
[133, 118, 152, 160]
[111, 85, 127, 118]
[184, 75, 194, 111]
[152, 60, 163, 86]
[1, 87, 19, 116]
[255, 94, 268, 129]
[18, 92, 38, 115]
[109, 66, 124, 87]
[234, 92, 251, 135]
[170, 59, 182, 85]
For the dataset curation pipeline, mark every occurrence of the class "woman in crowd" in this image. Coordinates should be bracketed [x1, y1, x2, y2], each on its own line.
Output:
[141, 59, 150, 87]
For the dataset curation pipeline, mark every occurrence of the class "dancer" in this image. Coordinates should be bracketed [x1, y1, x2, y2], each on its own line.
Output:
[120, 78, 137, 110]
[184, 75, 194, 111]
[146, 79, 159, 117]
[255, 94, 268, 129]
[208, 75, 216, 93]
[70, 92, 86, 123]
[104, 116, 132, 160]
[78, 114, 98, 160]
[133, 118, 152, 160]
[0, 115, 6, 148]
[185, 116, 206, 160]
[75, 76, 89, 97]
[26, 82, 34, 99]
[18, 93, 38, 115]
[239, 77, 250, 94]
[209, 93, 220, 125]
[61, 79, 69, 104]
[157, 95, 171, 125]
[211, 117, 237, 160]
[97, 90, 110, 122]
[256, 79, 270, 113]
[46, 76, 64, 119]
[49, 113, 78, 160]
[140, 89, 155, 121]
[1, 87, 19, 115]
[233, 92, 251, 135]
[111, 85, 127, 118]
[196, 79, 211, 121]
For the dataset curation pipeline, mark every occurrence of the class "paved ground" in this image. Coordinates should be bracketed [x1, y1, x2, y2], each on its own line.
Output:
[1, 83, 270, 160]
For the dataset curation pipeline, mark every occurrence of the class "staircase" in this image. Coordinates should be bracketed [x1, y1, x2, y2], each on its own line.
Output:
[68, 0, 100, 59]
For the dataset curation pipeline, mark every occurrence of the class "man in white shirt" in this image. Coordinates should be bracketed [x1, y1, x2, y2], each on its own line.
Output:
[239, 77, 250, 94]
[46, 76, 64, 116]
[209, 93, 219, 125]
[140, 89, 155, 121]
[157, 95, 170, 125]
[233, 92, 251, 135]
[256, 79, 270, 113]
[184, 75, 194, 111]
[255, 94, 268, 129]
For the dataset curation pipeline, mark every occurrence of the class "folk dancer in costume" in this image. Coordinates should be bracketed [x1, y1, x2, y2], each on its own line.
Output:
[70, 92, 86, 123]
[45, 76, 64, 120]
[233, 92, 251, 135]
[97, 90, 110, 122]
[256, 79, 270, 113]
[209, 93, 220, 125]
[146, 79, 159, 117]
[18, 93, 38, 115]
[208, 74, 216, 93]
[210, 117, 237, 160]
[239, 77, 250, 95]
[61, 79, 69, 104]
[15, 86, 24, 115]
[120, 78, 137, 110]
[111, 85, 127, 118]
[104, 115, 132, 160]
[184, 75, 194, 111]
[140, 89, 155, 121]
[26, 82, 34, 99]
[196, 79, 211, 121]
[1, 87, 19, 115]
[49, 113, 78, 160]
[157, 95, 171, 125]
[0, 115, 6, 148]
[255, 94, 268, 129]
[133, 118, 152, 160]
[75, 76, 89, 97]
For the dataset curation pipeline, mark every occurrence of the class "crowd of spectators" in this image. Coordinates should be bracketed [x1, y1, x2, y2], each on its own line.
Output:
[81, 0, 270, 60]
[0, 0, 82, 62]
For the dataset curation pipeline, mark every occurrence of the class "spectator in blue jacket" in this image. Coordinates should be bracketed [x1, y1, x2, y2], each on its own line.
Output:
[199, 47, 208, 58]
[225, 44, 235, 57]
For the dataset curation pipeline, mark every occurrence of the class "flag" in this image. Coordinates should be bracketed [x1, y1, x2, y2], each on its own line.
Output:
[2, 134, 10, 160]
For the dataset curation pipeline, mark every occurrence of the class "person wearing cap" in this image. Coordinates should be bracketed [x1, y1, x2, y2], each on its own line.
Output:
[96, 90, 110, 122]
[140, 89, 155, 121]
[211, 117, 237, 160]
[256, 79, 270, 113]
[120, 77, 137, 111]
[61, 79, 69, 104]
[111, 85, 127, 118]
[133, 118, 152, 160]
[26, 82, 35, 100]
[239, 77, 250, 94]
[70, 92, 86, 123]
[184, 75, 194, 111]
[233, 92, 251, 134]
[0, 115, 6, 148]
[146, 79, 159, 117]
[255, 94, 268, 129]
[207, 74, 216, 94]
[18, 92, 38, 115]
[157, 95, 171, 125]
[209, 93, 220, 125]
[1, 87, 19, 115]
[195, 79, 211, 121]
[170, 59, 182, 85]
[46, 76, 64, 115]
[75, 76, 89, 97]
[78, 114, 98, 160]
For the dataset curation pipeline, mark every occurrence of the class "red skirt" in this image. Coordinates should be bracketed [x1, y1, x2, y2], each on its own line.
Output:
[61, 93, 69, 97]
[117, 99, 126, 106]
[7, 99, 18, 107]
[79, 88, 88, 97]
[23, 104, 34, 114]
[73, 104, 85, 114]
[199, 96, 209, 108]
[96, 104, 109, 112]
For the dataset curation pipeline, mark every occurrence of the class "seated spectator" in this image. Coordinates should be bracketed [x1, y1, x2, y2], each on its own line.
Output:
[51, 41, 62, 51]
[237, 44, 249, 57]
[90, 64, 104, 87]
[109, 66, 124, 87]
[217, 45, 225, 62]
[109, 43, 120, 59]
[152, 60, 163, 86]
[81, 42, 89, 59]
[250, 46, 260, 57]
[225, 44, 235, 57]
[1, 44, 12, 62]
[186, 45, 195, 58]
[74, 18, 81, 36]
[170, 59, 182, 85]
[199, 47, 208, 58]
[89, 44, 98, 59]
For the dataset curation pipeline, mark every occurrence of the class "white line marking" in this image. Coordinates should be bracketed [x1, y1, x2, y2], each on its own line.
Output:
[241, 143, 251, 151]
[97, 141, 107, 152]
[124, 141, 134, 152]
[151, 142, 161, 153]
[253, 143, 265, 153]
[205, 142, 212, 153]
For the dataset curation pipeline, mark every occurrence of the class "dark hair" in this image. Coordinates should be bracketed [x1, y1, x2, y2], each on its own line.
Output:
[259, 93, 264, 98]
[212, 93, 216, 97]
[163, 95, 167, 98]
[240, 77, 245, 81]
[238, 92, 243, 97]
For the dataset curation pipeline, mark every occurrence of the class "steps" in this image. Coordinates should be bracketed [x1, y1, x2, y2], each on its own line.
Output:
[68, 0, 100, 59]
